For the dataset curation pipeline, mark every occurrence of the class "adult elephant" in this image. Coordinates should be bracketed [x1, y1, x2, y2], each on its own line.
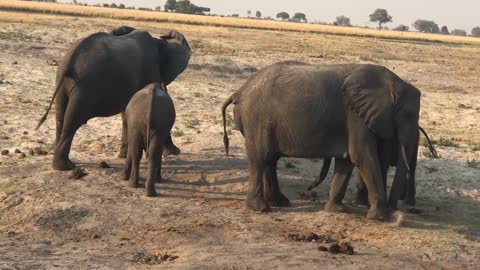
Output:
[307, 127, 437, 210]
[36, 26, 191, 171]
[222, 61, 422, 220]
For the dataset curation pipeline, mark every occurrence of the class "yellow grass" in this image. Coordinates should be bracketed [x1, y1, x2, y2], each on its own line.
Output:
[2, 0, 480, 46]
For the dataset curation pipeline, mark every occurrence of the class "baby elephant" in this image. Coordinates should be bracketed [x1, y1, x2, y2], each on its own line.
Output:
[122, 83, 175, 197]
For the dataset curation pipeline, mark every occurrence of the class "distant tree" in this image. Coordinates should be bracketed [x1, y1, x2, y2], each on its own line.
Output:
[413, 19, 440, 33]
[334, 16, 351, 27]
[164, 0, 177, 12]
[472, 27, 480, 37]
[369, 8, 392, 29]
[276, 12, 290, 21]
[441, 26, 449, 35]
[247, 10, 251, 17]
[450, 29, 467, 36]
[102, 3, 109, 7]
[231, 14, 239, 17]
[256, 10, 262, 18]
[155, 6, 162, 11]
[110, 3, 117, 8]
[393, 24, 409, 31]
[292, 12, 307, 22]
[173, 0, 210, 14]
[138, 7, 152, 11]
[118, 4, 125, 9]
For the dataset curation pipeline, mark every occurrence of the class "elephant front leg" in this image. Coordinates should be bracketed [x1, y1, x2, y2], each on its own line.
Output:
[263, 161, 290, 207]
[356, 153, 387, 220]
[325, 159, 354, 213]
[118, 112, 128, 158]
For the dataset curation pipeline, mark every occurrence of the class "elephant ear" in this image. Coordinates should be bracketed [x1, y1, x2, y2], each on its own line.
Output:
[343, 65, 397, 139]
[159, 30, 191, 85]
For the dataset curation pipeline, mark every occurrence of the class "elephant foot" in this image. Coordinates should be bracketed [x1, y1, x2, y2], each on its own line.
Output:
[366, 206, 387, 221]
[325, 201, 346, 213]
[128, 179, 138, 188]
[146, 186, 157, 197]
[267, 192, 290, 207]
[246, 196, 271, 212]
[164, 144, 181, 156]
[403, 196, 416, 206]
[52, 157, 75, 171]
[121, 171, 129, 181]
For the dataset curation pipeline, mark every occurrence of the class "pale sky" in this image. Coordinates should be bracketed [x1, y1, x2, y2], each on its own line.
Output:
[59, 0, 479, 31]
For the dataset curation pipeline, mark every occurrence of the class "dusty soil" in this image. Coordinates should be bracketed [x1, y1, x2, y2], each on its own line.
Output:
[1, 11, 480, 269]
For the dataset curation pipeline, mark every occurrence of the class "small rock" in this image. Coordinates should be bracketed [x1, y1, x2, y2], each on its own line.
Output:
[1, 135, 9, 140]
[12, 61, 18, 65]
[1, 149, 9, 155]
[35, 148, 48, 155]
[14, 149, 22, 154]
[305, 232, 321, 242]
[407, 208, 423, 214]
[92, 234, 100, 239]
[339, 243, 354, 255]
[99, 161, 111, 168]
[69, 167, 88, 179]
[23, 131, 28, 135]
[329, 243, 341, 254]
[47, 59, 59, 66]
[17, 153, 26, 159]
[287, 232, 305, 241]
[318, 246, 328, 251]
[28, 149, 35, 156]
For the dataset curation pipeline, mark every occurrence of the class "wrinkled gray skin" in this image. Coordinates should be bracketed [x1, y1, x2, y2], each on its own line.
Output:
[308, 127, 437, 210]
[122, 83, 175, 197]
[222, 61, 422, 220]
[36, 26, 190, 171]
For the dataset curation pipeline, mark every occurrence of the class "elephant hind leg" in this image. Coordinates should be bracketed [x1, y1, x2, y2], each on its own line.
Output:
[145, 134, 165, 197]
[54, 90, 69, 148]
[325, 158, 354, 213]
[118, 112, 128, 158]
[52, 93, 90, 171]
[244, 142, 271, 212]
[263, 157, 290, 207]
[127, 140, 143, 189]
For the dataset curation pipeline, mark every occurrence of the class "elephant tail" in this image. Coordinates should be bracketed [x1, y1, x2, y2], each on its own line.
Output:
[419, 126, 438, 158]
[35, 71, 72, 130]
[307, 158, 332, 191]
[146, 84, 159, 159]
[221, 95, 234, 156]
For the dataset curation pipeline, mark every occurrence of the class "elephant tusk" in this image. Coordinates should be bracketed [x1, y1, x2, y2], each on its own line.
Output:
[401, 146, 411, 172]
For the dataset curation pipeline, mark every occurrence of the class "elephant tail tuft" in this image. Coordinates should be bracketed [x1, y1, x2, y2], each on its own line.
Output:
[221, 95, 234, 156]
[307, 158, 332, 191]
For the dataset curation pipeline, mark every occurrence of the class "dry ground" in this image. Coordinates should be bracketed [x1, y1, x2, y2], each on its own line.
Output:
[0, 11, 480, 269]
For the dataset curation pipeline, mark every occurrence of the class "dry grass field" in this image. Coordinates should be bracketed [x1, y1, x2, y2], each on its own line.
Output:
[2, 0, 480, 45]
[0, 4, 480, 270]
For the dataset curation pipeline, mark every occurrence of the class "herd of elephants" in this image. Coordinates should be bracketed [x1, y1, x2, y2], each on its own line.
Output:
[35, 26, 438, 221]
